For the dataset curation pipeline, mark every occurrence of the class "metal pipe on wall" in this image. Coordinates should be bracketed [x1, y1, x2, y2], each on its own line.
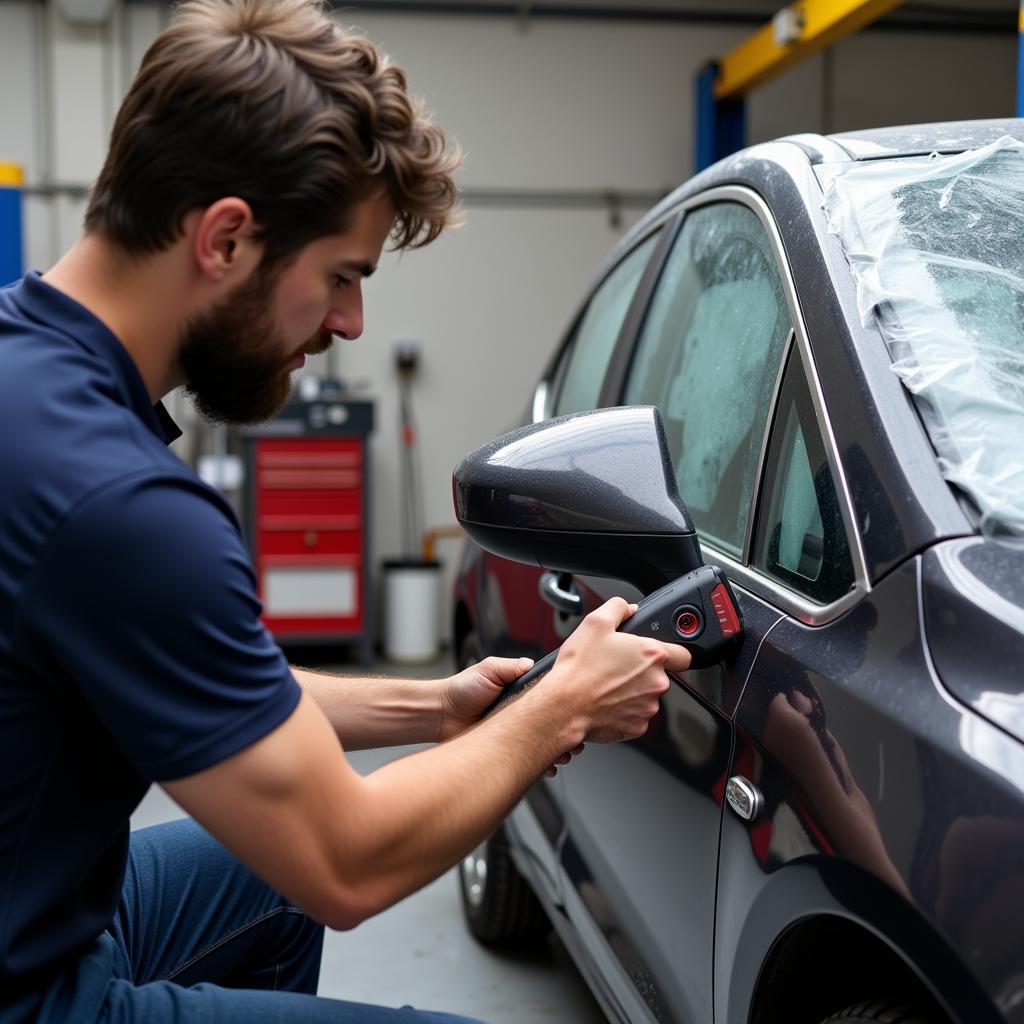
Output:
[21, 183, 668, 232]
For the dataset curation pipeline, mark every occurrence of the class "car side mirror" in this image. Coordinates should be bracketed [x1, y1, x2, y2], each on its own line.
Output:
[452, 406, 703, 595]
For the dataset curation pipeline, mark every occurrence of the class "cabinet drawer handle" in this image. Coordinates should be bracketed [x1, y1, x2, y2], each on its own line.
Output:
[304, 531, 319, 548]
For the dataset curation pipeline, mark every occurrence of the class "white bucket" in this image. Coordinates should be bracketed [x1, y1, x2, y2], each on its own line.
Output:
[382, 559, 441, 664]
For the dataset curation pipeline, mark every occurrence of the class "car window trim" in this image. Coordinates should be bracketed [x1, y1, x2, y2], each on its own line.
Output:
[612, 184, 870, 626]
[753, 341, 858, 605]
[741, 185, 869, 617]
[597, 211, 683, 409]
[743, 328, 795, 562]
[536, 217, 673, 423]
[530, 379, 550, 424]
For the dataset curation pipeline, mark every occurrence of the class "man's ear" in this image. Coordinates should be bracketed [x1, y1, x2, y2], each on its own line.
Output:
[193, 198, 262, 282]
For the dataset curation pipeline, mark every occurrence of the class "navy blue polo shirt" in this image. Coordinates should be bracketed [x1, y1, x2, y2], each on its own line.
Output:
[0, 272, 301, 996]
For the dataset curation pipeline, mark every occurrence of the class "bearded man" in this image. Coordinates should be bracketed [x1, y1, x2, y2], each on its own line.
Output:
[0, 1, 690, 1020]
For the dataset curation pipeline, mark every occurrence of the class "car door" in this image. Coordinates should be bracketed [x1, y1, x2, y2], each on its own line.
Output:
[476, 229, 665, 899]
[550, 193, 797, 1024]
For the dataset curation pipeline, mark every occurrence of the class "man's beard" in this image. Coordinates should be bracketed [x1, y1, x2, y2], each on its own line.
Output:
[180, 266, 333, 425]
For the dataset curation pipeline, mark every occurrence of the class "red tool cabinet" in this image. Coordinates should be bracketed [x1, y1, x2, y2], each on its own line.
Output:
[243, 396, 374, 663]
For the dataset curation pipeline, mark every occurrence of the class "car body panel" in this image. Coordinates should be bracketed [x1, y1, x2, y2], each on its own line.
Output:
[719, 558, 1024, 1024]
[922, 538, 1024, 745]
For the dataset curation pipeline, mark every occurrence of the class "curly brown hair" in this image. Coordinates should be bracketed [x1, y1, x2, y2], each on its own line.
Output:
[85, 0, 461, 263]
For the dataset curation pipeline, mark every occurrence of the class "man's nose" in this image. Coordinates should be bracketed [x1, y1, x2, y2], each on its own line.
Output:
[324, 288, 364, 340]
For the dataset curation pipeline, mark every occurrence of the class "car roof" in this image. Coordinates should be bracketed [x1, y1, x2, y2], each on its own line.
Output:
[621, 118, 1024, 253]
[782, 117, 1024, 162]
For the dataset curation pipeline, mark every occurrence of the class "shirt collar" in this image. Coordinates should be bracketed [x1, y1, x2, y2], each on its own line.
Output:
[153, 400, 183, 444]
[11, 271, 182, 446]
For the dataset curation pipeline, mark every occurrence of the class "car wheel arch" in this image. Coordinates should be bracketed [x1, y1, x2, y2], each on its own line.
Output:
[747, 914, 942, 1024]
[722, 861, 993, 1024]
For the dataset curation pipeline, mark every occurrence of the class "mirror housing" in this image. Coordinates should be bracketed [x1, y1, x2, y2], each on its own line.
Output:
[452, 407, 702, 595]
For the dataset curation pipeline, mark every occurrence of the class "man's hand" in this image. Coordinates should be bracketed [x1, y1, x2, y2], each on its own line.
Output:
[438, 655, 535, 742]
[546, 597, 692, 745]
[439, 655, 585, 776]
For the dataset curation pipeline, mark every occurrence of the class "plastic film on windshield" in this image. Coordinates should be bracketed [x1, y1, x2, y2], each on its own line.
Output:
[822, 135, 1024, 536]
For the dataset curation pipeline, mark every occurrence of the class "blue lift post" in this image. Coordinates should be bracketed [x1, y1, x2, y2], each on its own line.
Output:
[0, 163, 24, 288]
[1018, 1, 1024, 116]
[694, 0, 908, 173]
[695, 62, 745, 174]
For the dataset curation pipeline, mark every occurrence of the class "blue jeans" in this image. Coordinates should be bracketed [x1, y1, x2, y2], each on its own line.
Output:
[3, 819, 484, 1023]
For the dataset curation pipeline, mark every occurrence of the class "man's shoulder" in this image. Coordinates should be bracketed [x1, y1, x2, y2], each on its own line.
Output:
[0, 314, 234, 635]
[0, 309, 209, 531]
[0, 376, 214, 551]
[65, 468, 241, 548]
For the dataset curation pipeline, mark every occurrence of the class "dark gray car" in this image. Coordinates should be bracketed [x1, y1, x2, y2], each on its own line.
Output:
[451, 120, 1024, 1024]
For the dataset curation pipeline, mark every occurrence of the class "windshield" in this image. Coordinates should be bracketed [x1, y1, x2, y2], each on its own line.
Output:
[822, 135, 1024, 537]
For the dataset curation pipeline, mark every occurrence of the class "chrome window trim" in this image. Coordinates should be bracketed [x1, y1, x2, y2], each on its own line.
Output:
[531, 379, 550, 424]
[703, 544, 864, 626]
[741, 328, 795, 562]
[671, 185, 870, 626]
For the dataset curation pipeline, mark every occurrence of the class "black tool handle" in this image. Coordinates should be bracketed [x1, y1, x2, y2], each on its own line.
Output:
[484, 565, 743, 717]
[487, 649, 559, 713]
[616, 564, 742, 670]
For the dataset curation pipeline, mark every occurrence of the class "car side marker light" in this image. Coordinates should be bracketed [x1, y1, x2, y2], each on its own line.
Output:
[726, 776, 764, 822]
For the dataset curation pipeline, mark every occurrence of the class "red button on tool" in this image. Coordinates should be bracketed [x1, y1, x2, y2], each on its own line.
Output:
[709, 583, 740, 637]
[676, 609, 701, 637]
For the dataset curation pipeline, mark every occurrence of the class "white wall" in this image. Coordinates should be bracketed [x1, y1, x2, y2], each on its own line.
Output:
[0, 3, 1015, 647]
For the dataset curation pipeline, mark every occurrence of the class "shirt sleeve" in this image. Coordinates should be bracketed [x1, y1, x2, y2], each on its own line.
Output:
[14, 472, 302, 781]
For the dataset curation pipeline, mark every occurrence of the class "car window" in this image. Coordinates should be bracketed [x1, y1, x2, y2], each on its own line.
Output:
[552, 231, 661, 417]
[622, 201, 791, 557]
[754, 346, 854, 604]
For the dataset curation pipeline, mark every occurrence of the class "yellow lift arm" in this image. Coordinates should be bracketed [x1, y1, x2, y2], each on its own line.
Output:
[714, 0, 907, 100]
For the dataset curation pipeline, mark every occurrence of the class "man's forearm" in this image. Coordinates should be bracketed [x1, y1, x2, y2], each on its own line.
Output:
[291, 667, 442, 750]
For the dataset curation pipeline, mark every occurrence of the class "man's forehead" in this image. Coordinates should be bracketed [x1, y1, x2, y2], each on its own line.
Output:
[313, 197, 395, 268]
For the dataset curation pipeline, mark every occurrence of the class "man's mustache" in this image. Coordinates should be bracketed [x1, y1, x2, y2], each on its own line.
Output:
[305, 328, 334, 356]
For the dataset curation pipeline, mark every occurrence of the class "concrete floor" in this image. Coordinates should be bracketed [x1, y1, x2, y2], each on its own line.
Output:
[130, 652, 606, 1023]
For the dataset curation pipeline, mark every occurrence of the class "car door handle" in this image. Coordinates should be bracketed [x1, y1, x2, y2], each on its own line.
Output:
[538, 571, 583, 615]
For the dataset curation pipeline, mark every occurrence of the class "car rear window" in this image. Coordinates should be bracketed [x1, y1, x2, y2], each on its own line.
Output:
[822, 135, 1024, 537]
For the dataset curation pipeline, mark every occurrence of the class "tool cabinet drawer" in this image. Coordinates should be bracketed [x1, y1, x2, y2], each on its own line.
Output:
[258, 491, 362, 518]
[261, 558, 361, 625]
[258, 523, 362, 557]
[256, 438, 361, 462]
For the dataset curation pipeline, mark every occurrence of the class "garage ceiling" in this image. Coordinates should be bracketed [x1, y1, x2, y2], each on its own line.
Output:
[334, 1, 1014, 32]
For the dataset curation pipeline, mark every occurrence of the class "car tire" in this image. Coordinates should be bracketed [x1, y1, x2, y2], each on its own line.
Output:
[819, 999, 937, 1023]
[456, 630, 551, 948]
[459, 821, 552, 947]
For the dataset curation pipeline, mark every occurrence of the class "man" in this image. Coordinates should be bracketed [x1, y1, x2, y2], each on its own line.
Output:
[0, 0, 691, 1020]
